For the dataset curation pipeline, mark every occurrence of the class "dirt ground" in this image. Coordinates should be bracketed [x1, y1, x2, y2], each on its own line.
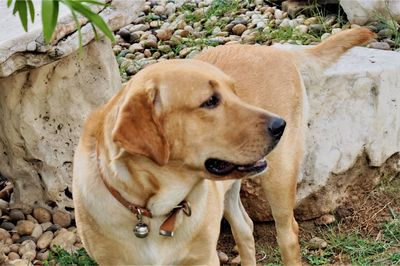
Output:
[218, 174, 400, 265]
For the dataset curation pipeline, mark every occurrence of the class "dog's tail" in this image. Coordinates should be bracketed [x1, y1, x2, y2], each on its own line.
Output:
[293, 28, 375, 87]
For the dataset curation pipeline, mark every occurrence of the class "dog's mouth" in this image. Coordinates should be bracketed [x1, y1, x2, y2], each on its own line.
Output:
[205, 158, 267, 176]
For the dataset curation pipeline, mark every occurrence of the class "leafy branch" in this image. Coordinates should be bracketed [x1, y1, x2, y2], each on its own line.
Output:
[7, 0, 115, 44]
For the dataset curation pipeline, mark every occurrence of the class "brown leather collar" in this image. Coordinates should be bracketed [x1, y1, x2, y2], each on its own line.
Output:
[96, 144, 191, 237]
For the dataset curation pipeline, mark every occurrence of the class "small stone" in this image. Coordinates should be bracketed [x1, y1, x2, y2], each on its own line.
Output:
[129, 32, 140, 43]
[315, 214, 336, 225]
[179, 48, 193, 58]
[274, 9, 283, 20]
[50, 229, 76, 252]
[126, 64, 140, 76]
[37, 231, 53, 250]
[11, 233, 20, 242]
[40, 222, 52, 232]
[0, 228, 11, 241]
[152, 51, 161, 59]
[46, 224, 61, 233]
[26, 215, 38, 224]
[165, 3, 176, 16]
[150, 21, 160, 28]
[143, 40, 158, 49]
[0, 244, 10, 254]
[296, 24, 308, 34]
[0, 199, 9, 210]
[156, 29, 173, 41]
[153, 5, 165, 16]
[129, 43, 144, 53]
[9, 210, 25, 222]
[5, 238, 12, 245]
[16, 221, 35, 236]
[52, 210, 71, 228]
[22, 250, 36, 262]
[112, 45, 122, 55]
[232, 24, 247, 35]
[217, 251, 229, 264]
[279, 18, 291, 28]
[10, 244, 19, 253]
[30, 224, 43, 240]
[378, 28, 393, 39]
[321, 33, 331, 41]
[158, 45, 171, 53]
[309, 24, 323, 33]
[15, 236, 35, 244]
[308, 237, 328, 250]
[117, 29, 131, 42]
[36, 250, 49, 261]
[1, 221, 15, 231]
[384, 38, 396, 47]
[8, 251, 20, 261]
[18, 240, 36, 256]
[331, 28, 342, 35]
[368, 41, 391, 50]
[304, 17, 318, 25]
[144, 49, 152, 57]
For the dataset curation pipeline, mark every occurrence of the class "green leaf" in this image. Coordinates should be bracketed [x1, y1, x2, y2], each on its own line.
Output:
[27, 0, 35, 23]
[69, 9, 83, 57]
[42, 0, 59, 43]
[16, 0, 29, 31]
[64, 0, 114, 41]
[7, 0, 13, 8]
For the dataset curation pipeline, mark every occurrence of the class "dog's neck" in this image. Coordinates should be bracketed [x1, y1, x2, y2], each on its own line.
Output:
[99, 146, 203, 217]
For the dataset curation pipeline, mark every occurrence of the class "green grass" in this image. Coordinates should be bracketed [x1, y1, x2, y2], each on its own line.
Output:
[205, 0, 241, 19]
[302, 218, 400, 265]
[44, 246, 97, 266]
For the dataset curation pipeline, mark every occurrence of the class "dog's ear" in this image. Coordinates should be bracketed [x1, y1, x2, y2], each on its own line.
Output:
[112, 84, 169, 165]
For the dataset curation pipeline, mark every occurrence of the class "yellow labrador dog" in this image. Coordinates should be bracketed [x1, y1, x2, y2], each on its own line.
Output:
[73, 28, 373, 265]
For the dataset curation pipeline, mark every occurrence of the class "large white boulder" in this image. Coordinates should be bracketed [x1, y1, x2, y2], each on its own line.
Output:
[0, 0, 144, 211]
[340, 0, 400, 25]
[242, 47, 400, 221]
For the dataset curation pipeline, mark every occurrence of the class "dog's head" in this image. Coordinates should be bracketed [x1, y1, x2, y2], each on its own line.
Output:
[112, 60, 285, 180]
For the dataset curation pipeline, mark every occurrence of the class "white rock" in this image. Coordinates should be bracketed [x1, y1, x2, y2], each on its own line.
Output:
[0, 38, 122, 211]
[331, 28, 342, 35]
[30, 224, 43, 240]
[340, 0, 400, 25]
[274, 9, 284, 20]
[296, 25, 308, 33]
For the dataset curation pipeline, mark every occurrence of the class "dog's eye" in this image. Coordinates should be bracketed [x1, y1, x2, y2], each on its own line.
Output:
[200, 94, 220, 109]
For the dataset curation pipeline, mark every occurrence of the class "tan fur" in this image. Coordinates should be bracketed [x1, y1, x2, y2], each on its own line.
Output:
[73, 28, 373, 266]
[195, 28, 374, 265]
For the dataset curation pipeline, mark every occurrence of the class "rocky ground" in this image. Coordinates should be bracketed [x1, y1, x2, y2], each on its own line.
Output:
[113, 0, 400, 83]
[0, 178, 87, 266]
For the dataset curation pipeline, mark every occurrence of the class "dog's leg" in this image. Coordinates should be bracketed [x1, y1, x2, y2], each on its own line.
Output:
[224, 180, 256, 266]
[261, 165, 301, 266]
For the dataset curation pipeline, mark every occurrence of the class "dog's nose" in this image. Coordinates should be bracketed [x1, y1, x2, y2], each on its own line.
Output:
[268, 118, 286, 139]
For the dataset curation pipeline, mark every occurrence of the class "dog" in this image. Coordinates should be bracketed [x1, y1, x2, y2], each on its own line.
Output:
[73, 28, 374, 265]
[72, 59, 285, 265]
[195, 27, 374, 265]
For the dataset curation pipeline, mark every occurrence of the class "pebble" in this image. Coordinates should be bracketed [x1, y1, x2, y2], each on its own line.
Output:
[308, 237, 328, 250]
[0, 228, 11, 241]
[36, 250, 49, 261]
[368, 41, 391, 50]
[117, 29, 131, 42]
[274, 9, 284, 20]
[18, 240, 36, 256]
[378, 28, 393, 39]
[315, 214, 336, 225]
[9, 210, 25, 222]
[30, 224, 43, 240]
[0, 199, 9, 210]
[156, 29, 173, 41]
[37, 231, 53, 250]
[304, 17, 318, 25]
[309, 24, 323, 33]
[8, 251, 20, 261]
[16, 220, 35, 236]
[153, 5, 165, 16]
[52, 210, 71, 228]
[331, 28, 342, 35]
[165, 3, 176, 17]
[232, 24, 247, 35]
[129, 43, 144, 53]
[9, 244, 19, 253]
[231, 254, 241, 264]
[217, 251, 229, 263]
[321, 33, 331, 41]
[0, 221, 15, 231]
[296, 24, 308, 34]
[50, 229, 76, 252]
[26, 215, 38, 224]
[40, 222, 52, 232]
